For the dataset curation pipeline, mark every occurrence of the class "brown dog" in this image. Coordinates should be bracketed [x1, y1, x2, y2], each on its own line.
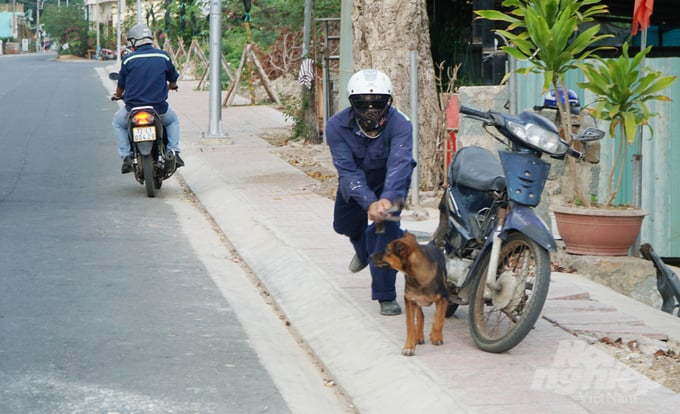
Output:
[372, 231, 449, 356]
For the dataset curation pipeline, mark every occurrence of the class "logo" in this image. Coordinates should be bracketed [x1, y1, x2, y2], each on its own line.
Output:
[531, 340, 660, 403]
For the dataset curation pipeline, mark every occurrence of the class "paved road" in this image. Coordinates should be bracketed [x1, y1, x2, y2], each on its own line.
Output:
[0, 54, 348, 413]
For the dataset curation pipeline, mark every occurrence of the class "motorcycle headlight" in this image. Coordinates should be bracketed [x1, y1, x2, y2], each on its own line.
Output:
[507, 120, 568, 156]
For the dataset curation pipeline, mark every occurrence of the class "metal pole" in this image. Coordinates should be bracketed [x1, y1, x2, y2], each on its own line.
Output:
[631, 28, 648, 255]
[508, 55, 517, 114]
[116, 0, 121, 64]
[12, 0, 17, 39]
[633, 28, 647, 210]
[302, 0, 312, 57]
[35, 0, 41, 52]
[409, 49, 420, 206]
[205, 0, 226, 138]
[95, 3, 100, 58]
[137, 0, 142, 23]
[338, 0, 353, 110]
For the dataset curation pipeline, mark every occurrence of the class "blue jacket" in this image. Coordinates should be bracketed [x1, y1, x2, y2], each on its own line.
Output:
[117, 44, 179, 113]
[326, 106, 416, 210]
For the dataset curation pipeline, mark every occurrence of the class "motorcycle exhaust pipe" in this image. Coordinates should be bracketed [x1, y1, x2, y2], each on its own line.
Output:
[163, 151, 177, 177]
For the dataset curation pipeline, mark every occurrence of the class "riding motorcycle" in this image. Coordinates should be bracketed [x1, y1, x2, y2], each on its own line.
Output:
[431, 105, 604, 353]
[109, 73, 178, 198]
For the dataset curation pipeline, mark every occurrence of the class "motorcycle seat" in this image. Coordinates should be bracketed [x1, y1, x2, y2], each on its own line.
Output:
[449, 146, 506, 192]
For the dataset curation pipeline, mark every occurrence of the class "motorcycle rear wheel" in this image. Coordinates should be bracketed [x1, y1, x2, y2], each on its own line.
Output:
[142, 155, 155, 198]
[468, 232, 550, 353]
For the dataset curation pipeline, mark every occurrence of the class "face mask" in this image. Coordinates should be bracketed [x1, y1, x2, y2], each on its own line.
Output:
[350, 95, 392, 137]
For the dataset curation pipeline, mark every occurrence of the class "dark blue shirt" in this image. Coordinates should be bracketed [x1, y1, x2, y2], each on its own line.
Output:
[326, 106, 416, 210]
[117, 44, 179, 113]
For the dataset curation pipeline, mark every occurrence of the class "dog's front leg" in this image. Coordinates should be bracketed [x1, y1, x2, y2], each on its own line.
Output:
[415, 306, 425, 345]
[402, 298, 417, 356]
[430, 298, 447, 346]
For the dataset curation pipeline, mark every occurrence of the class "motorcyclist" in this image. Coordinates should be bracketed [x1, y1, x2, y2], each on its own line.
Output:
[111, 23, 184, 173]
[325, 68, 417, 316]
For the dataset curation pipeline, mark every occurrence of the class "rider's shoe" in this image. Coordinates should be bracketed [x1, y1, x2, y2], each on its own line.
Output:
[167, 150, 184, 168]
[121, 155, 134, 174]
[349, 254, 368, 273]
[175, 152, 185, 168]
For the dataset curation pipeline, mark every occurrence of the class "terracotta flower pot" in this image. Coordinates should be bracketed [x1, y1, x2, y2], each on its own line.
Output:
[551, 205, 648, 256]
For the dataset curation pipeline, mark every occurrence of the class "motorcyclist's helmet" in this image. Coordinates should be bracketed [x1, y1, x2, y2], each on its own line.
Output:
[347, 69, 393, 138]
[127, 23, 154, 48]
[543, 88, 580, 112]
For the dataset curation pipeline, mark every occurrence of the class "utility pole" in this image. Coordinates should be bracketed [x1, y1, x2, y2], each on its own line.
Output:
[95, 1, 100, 59]
[116, 0, 122, 64]
[302, 0, 311, 56]
[339, 0, 353, 110]
[205, 0, 226, 139]
[12, 0, 17, 39]
[36, 0, 42, 52]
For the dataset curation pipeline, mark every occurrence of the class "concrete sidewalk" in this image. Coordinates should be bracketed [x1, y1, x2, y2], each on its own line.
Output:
[169, 80, 680, 413]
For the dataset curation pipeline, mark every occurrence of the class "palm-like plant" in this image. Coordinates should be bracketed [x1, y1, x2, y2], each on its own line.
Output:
[476, 0, 614, 206]
[578, 43, 676, 207]
[477, 0, 611, 130]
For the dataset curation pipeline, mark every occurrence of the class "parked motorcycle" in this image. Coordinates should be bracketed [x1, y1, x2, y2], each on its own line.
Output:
[109, 73, 178, 197]
[431, 105, 604, 353]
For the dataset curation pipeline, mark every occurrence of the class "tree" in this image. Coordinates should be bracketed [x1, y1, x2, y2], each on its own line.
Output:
[41, 4, 90, 57]
[158, 0, 208, 45]
[353, 0, 443, 190]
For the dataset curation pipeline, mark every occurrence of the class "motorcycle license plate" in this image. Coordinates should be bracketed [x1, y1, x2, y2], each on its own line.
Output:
[132, 127, 156, 142]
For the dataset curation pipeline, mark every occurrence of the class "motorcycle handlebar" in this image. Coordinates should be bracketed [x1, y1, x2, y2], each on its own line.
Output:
[459, 105, 490, 119]
[568, 148, 584, 160]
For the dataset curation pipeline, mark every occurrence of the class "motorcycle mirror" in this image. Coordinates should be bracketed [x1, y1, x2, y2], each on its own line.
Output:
[572, 127, 605, 142]
[108, 72, 119, 81]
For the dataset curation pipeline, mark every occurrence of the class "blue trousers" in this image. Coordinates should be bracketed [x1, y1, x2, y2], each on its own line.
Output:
[333, 191, 402, 301]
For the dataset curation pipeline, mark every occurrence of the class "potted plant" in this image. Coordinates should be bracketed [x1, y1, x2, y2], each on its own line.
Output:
[477, 0, 676, 255]
[551, 42, 676, 255]
[577, 42, 676, 208]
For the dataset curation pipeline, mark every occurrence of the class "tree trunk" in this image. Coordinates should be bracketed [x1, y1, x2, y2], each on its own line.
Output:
[352, 0, 444, 190]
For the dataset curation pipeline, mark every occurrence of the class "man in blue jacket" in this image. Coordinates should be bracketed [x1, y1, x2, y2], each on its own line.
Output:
[112, 23, 183, 173]
[326, 69, 416, 316]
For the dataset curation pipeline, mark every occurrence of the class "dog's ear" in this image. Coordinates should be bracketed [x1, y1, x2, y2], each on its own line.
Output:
[392, 240, 412, 257]
[402, 231, 416, 242]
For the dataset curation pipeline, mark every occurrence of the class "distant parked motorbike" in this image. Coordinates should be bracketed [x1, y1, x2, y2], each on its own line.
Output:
[432, 105, 604, 353]
[109, 73, 178, 197]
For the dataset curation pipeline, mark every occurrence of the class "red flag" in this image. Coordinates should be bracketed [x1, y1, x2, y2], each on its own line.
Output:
[631, 0, 654, 36]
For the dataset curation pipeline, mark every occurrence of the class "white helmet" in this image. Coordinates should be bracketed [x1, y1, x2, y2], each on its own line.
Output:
[346, 69, 393, 97]
[346, 69, 393, 137]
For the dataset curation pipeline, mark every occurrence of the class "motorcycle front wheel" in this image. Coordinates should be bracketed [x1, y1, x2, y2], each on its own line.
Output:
[141, 155, 156, 198]
[468, 232, 550, 353]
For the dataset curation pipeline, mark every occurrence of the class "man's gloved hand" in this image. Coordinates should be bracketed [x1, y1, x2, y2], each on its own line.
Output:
[111, 93, 123, 101]
[169, 82, 178, 91]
